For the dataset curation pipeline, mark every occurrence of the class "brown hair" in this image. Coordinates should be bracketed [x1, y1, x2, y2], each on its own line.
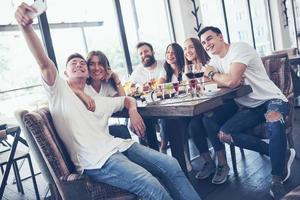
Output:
[184, 37, 210, 66]
[65, 53, 86, 66]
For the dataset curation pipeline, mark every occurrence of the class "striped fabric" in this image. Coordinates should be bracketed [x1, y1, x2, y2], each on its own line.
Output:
[23, 107, 137, 200]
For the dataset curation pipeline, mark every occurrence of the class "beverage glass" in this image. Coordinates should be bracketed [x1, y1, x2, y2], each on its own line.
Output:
[193, 64, 204, 95]
[189, 79, 197, 97]
[173, 82, 179, 97]
[185, 64, 195, 79]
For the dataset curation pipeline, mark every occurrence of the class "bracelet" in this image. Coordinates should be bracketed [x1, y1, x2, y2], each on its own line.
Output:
[207, 71, 216, 80]
[115, 81, 122, 87]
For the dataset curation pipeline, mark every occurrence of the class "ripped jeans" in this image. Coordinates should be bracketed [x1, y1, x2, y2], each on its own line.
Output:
[219, 99, 289, 177]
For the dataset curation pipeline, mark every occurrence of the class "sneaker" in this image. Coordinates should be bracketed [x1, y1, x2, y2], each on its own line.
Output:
[211, 164, 230, 184]
[282, 148, 296, 183]
[195, 162, 216, 179]
[270, 181, 287, 200]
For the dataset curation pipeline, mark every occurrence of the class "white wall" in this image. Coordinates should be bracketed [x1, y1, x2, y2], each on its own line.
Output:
[169, 0, 202, 45]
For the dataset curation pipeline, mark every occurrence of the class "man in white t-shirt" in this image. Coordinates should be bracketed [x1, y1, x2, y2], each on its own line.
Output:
[129, 42, 164, 85]
[199, 26, 295, 199]
[15, 3, 201, 200]
[129, 42, 164, 150]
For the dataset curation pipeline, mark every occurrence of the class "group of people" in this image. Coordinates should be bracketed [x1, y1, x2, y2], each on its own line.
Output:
[15, 2, 295, 200]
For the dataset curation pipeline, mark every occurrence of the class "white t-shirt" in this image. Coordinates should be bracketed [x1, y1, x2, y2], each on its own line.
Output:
[129, 60, 164, 85]
[85, 81, 117, 97]
[159, 69, 188, 83]
[42, 72, 134, 173]
[209, 42, 287, 108]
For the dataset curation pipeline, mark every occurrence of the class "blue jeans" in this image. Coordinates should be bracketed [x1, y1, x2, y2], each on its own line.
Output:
[190, 100, 238, 153]
[219, 99, 289, 176]
[83, 143, 201, 200]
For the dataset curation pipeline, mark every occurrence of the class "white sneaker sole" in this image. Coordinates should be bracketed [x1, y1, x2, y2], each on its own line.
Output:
[282, 148, 296, 183]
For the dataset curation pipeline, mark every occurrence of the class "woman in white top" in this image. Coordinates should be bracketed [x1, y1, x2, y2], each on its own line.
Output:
[74, 50, 131, 140]
[158, 43, 185, 153]
[86, 50, 125, 97]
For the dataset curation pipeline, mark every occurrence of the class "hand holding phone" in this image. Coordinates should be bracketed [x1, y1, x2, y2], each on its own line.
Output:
[28, 0, 47, 19]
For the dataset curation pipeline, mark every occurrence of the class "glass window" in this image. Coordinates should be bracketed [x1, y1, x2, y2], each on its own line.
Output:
[250, 0, 273, 55]
[120, 0, 172, 72]
[46, 0, 128, 80]
[286, 0, 300, 49]
[224, 0, 253, 45]
[199, 0, 228, 42]
[0, 0, 47, 121]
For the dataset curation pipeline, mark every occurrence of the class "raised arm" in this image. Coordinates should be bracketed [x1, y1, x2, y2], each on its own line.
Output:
[204, 63, 246, 88]
[124, 97, 145, 137]
[15, 3, 57, 86]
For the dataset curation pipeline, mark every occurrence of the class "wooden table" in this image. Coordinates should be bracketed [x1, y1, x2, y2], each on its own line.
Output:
[114, 85, 252, 174]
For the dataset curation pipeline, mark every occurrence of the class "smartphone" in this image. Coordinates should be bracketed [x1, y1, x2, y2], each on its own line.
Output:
[28, 0, 47, 19]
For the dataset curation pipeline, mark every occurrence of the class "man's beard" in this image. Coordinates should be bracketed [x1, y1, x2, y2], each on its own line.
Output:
[142, 55, 156, 67]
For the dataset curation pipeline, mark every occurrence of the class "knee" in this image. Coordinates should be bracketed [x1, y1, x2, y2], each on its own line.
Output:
[164, 156, 182, 172]
[202, 111, 214, 122]
[265, 111, 284, 123]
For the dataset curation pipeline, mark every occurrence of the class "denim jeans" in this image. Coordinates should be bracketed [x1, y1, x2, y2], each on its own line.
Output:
[220, 99, 289, 176]
[190, 100, 238, 153]
[83, 143, 201, 200]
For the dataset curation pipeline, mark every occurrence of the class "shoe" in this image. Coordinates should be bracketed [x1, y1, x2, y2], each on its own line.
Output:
[195, 162, 216, 179]
[282, 148, 296, 183]
[270, 181, 287, 200]
[211, 164, 230, 184]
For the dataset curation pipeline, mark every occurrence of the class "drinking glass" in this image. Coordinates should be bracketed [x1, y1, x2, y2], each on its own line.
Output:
[184, 64, 195, 79]
[173, 82, 179, 97]
[189, 79, 197, 97]
[193, 64, 204, 95]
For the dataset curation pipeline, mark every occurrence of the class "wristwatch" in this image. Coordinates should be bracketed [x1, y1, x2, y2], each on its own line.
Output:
[208, 71, 217, 80]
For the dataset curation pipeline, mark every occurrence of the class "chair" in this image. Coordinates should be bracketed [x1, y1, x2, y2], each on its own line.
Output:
[272, 48, 298, 58]
[15, 107, 137, 200]
[0, 125, 40, 199]
[230, 53, 295, 172]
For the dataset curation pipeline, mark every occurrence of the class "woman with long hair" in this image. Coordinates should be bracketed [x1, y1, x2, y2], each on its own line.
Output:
[183, 37, 210, 67]
[184, 37, 238, 184]
[85, 50, 125, 97]
[158, 43, 185, 84]
[157, 43, 186, 153]
[73, 50, 130, 140]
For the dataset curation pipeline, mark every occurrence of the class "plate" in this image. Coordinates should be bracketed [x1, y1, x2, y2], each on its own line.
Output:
[203, 88, 221, 96]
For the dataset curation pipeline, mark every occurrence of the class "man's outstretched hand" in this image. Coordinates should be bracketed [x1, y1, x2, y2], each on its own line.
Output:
[15, 3, 36, 27]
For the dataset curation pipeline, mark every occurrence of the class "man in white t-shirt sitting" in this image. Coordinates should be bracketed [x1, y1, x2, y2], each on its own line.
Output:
[15, 3, 201, 200]
[199, 26, 295, 200]
[129, 42, 164, 85]
[129, 42, 164, 150]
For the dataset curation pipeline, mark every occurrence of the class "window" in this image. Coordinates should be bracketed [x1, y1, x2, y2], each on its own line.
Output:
[250, 0, 273, 55]
[120, 0, 172, 72]
[46, 0, 128, 80]
[0, 0, 47, 121]
[199, 0, 228, 42]
[286, 0, 300, 49]
[225, 0, 253, 45]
